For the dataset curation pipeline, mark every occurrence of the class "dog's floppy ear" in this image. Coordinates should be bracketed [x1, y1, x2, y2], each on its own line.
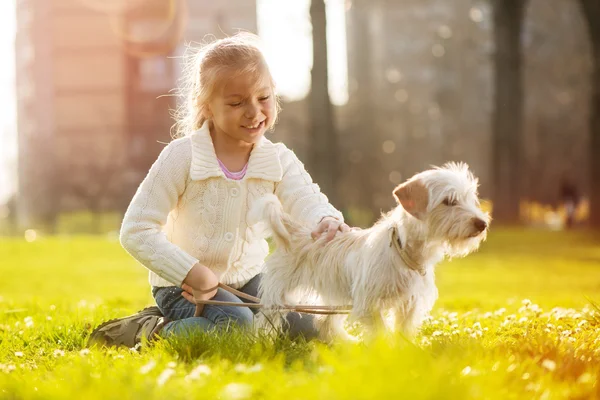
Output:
[393, 179, 429, 220]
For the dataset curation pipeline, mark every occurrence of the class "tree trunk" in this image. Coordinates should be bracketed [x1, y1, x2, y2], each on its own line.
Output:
[580, 0, 600, 228]
[491, 0, 526, 224]
[309, 0, 338, 206]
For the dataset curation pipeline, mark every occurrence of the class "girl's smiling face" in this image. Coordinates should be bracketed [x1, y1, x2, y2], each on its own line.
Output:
[205, 66, 276, 145]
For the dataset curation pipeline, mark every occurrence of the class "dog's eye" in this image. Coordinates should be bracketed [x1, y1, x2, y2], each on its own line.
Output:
[443, 197, 457, 206]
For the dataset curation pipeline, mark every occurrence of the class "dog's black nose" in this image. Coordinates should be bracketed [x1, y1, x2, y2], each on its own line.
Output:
[473, 218, 487, 232]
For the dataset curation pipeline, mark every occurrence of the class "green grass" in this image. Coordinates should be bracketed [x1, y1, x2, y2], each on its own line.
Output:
[1, 228, 600, 399]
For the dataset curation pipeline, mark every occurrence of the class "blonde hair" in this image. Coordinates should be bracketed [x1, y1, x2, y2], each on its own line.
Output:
[172, 32, 280, 138]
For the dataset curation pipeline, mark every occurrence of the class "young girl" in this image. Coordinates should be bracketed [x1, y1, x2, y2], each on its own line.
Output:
[91, 33, 349, 346]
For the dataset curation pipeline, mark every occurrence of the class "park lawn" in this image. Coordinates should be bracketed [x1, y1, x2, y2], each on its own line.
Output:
[0, 228, 599, 399]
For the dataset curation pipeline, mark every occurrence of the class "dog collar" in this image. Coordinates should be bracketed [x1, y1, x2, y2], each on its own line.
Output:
[389, 226, 426, 276]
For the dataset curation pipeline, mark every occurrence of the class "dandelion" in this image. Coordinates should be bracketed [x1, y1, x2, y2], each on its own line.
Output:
[578, 320, 587, 327]
[24, 317, 34, 328]
[53, 349, 65, 357]
[14, 352, 24, 358]
[461, 366, 472, 376]
[519, 317, 528, 324]
[472, 322, 481, 329]
[541, 359, 556, 371]
[522, 299, 532, 306]
[432, 330, 443, 337]
[79, 349, 90, 357]
[494, 308, 506, 316]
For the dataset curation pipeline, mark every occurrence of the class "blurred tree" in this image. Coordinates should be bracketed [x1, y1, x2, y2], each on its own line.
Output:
[491, 0, 527, 224]
[580, 0, 600, 228]
[58, 137, 127, 234]
[309, 0, 339, 206]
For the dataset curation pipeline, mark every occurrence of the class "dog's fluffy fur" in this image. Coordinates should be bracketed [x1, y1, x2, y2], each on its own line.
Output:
[250, 162, 490, 341]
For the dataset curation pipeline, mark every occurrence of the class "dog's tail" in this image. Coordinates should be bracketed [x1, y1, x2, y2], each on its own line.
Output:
[249, 194, 302, 251]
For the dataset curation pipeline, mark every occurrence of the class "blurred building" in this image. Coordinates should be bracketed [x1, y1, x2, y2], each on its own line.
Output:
[15, 0, 256, 230]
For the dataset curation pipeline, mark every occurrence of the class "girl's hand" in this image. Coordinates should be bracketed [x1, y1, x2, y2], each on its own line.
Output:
[311, 217, 351, 242]
[182, 263, 219, 313]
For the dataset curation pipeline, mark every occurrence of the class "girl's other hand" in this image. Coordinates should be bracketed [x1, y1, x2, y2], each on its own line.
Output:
[311, 217, 350, 242]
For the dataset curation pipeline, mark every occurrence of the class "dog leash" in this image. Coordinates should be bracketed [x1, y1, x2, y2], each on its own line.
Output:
[193, 283, 352, 317]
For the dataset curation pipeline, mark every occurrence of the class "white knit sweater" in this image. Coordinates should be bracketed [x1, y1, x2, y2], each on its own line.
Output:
[119, 122, 344, 289]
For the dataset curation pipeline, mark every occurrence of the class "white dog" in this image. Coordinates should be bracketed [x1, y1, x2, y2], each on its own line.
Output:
[250, 162, 490, 341]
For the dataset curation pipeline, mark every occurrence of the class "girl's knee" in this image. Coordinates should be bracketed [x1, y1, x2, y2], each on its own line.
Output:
[215, 306, 254, 329]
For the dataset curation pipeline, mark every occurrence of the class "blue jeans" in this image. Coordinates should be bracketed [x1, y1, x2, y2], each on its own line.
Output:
[152, 274, 319, 340]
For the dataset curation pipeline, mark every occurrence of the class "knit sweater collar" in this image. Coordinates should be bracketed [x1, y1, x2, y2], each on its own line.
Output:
[189, 121, 283, 182]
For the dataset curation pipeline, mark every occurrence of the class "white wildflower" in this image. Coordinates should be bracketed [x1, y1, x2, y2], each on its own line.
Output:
[14, 352, 23, 358]
[577, 373, 593, 384]
[221, 383, 253, 400]
[139, 360, 157, 375]
[541, 359, 556, 371]
[156, 368, 175, 386]
[185, 364, 211, 381]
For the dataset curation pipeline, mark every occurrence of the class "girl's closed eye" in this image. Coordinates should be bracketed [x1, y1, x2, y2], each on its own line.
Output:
[228, 101, 243, 107]
[259, 95, 270, 101]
